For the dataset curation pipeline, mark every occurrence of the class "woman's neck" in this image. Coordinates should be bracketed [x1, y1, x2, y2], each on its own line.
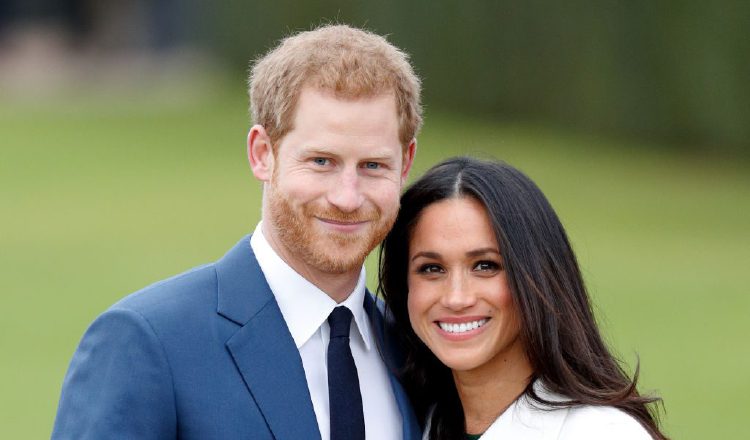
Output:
[453, 338, 533, 435]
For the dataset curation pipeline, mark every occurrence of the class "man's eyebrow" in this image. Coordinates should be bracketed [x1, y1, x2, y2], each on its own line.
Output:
[300, 146, 337, 155]
[365, 147, 402, 159]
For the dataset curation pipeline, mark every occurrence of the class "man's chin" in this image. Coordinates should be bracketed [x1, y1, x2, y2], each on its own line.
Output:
[315, 246, 369, 272]
[324, 231, 367, 246]
[307, 255, 364, 275]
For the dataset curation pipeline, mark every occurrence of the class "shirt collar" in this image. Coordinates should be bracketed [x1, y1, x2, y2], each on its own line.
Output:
[250, 222, 372, 350]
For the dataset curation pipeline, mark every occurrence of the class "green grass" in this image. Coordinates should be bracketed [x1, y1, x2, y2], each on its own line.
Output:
[2, 80, 748, 439]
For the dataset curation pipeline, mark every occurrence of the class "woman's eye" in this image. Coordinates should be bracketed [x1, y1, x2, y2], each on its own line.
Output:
[474, 261, 500, 272]
[418, 264, 443, 274]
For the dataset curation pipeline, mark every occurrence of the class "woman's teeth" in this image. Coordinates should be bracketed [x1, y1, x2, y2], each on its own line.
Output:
[438, 318, 489, 334]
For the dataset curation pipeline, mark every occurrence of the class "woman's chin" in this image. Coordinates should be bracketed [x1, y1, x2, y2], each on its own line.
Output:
[433, 351, 484, 373]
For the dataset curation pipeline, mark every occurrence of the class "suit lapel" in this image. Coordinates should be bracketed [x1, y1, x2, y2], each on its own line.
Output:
[216, 236, 320, 440]
[364, 294, 422, 440]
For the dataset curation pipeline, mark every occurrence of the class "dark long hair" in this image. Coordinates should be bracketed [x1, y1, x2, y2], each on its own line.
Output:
[378, 157, 667, 439]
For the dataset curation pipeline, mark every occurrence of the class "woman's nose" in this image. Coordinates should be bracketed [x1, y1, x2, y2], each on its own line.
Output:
[440, 274, 477, 310]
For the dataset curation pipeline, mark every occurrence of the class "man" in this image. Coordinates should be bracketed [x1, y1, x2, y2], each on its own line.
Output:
[52, 25, 422, 439]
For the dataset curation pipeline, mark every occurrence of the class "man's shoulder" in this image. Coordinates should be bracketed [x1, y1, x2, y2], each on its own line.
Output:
[109, 262, 218, 321]
[103, 234, 261, 327]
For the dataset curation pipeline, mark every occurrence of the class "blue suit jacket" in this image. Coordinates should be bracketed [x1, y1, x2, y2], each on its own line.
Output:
[52, 235, 420, 439]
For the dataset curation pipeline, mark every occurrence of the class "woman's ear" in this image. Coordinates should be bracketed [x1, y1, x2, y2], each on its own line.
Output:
[247, 125, 274, 181]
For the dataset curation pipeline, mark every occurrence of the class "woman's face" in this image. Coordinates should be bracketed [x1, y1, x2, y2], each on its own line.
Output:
[407, 197, 525, 374]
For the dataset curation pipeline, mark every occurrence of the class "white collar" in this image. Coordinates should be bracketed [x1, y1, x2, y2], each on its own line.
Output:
[478, 381, 570, 439]
[250, 221, 372, 351]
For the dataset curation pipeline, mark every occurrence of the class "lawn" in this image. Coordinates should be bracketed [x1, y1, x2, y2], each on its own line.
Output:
[1, 79, 748, 438]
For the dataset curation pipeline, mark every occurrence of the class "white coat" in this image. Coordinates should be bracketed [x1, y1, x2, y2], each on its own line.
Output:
[425, 382, 653, 440]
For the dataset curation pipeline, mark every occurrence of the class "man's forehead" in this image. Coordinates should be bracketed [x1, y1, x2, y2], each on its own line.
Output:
[287, 90, 399, 136]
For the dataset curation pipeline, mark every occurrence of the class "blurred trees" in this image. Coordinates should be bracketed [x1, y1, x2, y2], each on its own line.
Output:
[3, 0, 746, 152]
[199, 0, 748, 153]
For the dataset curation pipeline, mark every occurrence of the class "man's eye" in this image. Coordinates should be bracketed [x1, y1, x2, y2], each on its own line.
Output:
[363, 162, 381, 170]
[312, 158, 329, 166]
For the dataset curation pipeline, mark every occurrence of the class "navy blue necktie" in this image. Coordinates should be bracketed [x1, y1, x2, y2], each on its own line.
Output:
[327, 306, 365, 440]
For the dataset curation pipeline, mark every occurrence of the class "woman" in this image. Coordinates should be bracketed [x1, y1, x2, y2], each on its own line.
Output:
[379, 157, 668, 439]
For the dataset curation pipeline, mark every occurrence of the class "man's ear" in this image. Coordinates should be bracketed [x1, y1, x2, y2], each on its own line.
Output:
[400, 138, 417, 184]
[247, 125, 274, 182]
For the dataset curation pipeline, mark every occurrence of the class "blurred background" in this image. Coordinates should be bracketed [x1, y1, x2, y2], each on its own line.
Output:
[1, 1, 748, 438]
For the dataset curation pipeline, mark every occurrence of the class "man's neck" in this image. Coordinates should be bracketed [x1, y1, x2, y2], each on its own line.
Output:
[297, 270, 361, 304]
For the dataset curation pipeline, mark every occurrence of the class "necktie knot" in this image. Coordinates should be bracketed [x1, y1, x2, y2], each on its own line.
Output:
[328, 306, 353, 339]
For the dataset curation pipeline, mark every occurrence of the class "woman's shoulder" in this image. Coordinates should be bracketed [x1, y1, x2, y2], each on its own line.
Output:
[559, 404, 652, 440]
[424, 382, 654, 440]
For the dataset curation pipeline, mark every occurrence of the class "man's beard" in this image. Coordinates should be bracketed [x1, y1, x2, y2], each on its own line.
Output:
[267, 185, 397, 274]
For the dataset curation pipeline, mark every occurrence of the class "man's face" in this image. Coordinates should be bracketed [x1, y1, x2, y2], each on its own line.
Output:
[262, 87, 414, 276]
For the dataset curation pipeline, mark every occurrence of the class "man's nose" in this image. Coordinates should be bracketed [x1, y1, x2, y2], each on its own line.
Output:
[327, 168, 365, 213]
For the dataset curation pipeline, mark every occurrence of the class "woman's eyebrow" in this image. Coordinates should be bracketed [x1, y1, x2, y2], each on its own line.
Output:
[410, 251, 440, 262]
[410, 248, 501, 262]
[466, 248, 501, 258]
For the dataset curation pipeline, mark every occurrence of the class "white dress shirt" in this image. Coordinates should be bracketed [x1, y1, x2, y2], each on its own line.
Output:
[250, 222, 402, 440]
